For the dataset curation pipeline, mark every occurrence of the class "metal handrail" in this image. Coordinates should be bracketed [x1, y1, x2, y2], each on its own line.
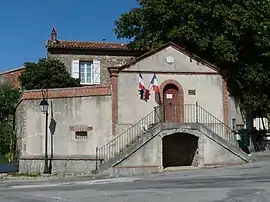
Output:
[96, 103, 237, 168]
[196, 104, 237, 146]
[163, 103, 236, 145]
[96, 106, 162, 163]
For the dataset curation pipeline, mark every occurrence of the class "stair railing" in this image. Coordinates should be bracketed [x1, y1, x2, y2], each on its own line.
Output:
[96, 106, 163, 163]
[96, 103, 237, 169]
[183, 103, 237, 146]
[197, 104, 237, 146]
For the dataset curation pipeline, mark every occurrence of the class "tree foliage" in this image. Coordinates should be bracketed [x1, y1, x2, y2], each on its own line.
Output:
[114, 0, 270, 116]
[19, 58, 80, 90]
[0, 84, 21, 120]
[0, 84, 20, 158]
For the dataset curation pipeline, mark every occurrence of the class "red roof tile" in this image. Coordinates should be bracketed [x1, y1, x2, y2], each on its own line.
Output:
[19, 86, 111, 101]
[46, 40, 130, 51]
[0, 67, 25, 88]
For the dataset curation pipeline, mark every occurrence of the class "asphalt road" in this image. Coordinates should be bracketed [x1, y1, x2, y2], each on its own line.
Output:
[0, 152, 270, 202]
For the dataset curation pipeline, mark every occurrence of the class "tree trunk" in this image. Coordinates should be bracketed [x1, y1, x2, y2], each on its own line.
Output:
[261, 115, 266, 131]
[246, 112, 255, 152]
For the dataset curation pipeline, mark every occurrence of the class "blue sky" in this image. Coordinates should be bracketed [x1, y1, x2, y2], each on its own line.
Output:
[0, 0, 138, 72]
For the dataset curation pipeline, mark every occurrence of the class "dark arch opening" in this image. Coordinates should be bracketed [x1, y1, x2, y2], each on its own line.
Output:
[163, 83, 179, 93]
[162, 133, 199, 168]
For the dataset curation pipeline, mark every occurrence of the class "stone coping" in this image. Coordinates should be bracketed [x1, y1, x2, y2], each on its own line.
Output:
[19, 156, 101, 161]
[19, 85, 111, 102]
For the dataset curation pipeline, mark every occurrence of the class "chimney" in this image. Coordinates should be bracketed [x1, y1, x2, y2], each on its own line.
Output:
[51, 28, 57, 43]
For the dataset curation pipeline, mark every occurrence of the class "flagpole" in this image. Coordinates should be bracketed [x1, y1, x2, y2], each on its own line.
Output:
[147, 83, 152, 89]
[148, 74, 154, 89]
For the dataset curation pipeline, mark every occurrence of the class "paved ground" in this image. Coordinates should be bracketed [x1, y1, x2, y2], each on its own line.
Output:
[0, 152, 270, 201]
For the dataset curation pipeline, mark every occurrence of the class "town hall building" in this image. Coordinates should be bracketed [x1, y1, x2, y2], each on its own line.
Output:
[1, 29, 250, 175]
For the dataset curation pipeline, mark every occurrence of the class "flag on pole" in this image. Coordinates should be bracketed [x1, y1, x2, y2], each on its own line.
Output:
[139, 88, 150, 102]
[145, 89, 150, 101]
[138, 73, 145, 90]
[138, 73, 150, 102]
[150, 74, 159, 92]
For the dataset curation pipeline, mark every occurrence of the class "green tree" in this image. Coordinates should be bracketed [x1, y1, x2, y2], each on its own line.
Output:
[114, 0, 270, 117]
[19, 58, 80, 90]
[0, 84, 21, 120]
[0, 84, 21, 161]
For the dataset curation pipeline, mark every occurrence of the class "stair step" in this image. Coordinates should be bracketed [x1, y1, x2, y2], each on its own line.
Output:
[95, 104, 238, 173]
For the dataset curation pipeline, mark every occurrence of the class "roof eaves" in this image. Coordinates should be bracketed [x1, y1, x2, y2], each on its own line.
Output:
[0, 66, 25, 76]
[113, 42, 219, 72]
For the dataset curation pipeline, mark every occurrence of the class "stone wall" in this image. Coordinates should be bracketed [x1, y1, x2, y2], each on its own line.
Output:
[109, 124, 248, 177]
[47, 51, 133, 85]
[19, 158, 101, 175]
[16, 86, 113, 174]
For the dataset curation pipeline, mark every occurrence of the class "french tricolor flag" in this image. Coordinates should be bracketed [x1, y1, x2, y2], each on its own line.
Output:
[150, 74, 159, 92]
[138, 73, 145, 90]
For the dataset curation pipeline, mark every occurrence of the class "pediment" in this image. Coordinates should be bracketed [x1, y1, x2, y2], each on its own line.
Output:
[121, 43, 218, 74]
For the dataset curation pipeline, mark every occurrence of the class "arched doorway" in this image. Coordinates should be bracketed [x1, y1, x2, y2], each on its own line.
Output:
[162, 133, 199, 168]
[163, 83, 183, 122]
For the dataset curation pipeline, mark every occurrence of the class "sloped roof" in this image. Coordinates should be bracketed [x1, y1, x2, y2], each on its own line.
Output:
[108, 42, 219, 72]
[46, 40, 131, 51]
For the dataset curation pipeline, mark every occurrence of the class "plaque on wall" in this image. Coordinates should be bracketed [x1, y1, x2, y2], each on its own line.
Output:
[188, 89, 196, 95]
[166, 94, 173, 99]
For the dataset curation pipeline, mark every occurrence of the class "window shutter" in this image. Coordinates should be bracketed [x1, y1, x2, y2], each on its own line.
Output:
[93, 59, 101, 84]
[71, 60, 80, 79]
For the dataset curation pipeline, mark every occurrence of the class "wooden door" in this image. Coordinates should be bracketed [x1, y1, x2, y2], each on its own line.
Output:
[163, 84, 181, 122]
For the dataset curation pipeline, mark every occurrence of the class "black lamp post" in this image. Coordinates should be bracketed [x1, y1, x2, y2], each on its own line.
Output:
[39, 98, 50, 174]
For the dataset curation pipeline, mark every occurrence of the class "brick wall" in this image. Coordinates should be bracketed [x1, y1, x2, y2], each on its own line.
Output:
[19, 85, 111, 102]
[0, 67, 24, 88]
[222, 79, 230, 126]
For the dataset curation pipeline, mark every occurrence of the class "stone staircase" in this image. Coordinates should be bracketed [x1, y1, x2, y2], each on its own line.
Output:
[93, 104, 250, 174]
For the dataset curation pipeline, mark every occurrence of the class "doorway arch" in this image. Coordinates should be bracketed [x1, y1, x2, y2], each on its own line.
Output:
[160, 80, 184, 122]
[162, 133, 199, 168]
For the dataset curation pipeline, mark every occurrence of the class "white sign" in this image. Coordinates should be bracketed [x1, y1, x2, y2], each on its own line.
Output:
[166, 94, 173, 99]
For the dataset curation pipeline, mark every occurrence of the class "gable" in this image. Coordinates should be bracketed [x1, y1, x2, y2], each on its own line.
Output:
[122, 45, 218, 74]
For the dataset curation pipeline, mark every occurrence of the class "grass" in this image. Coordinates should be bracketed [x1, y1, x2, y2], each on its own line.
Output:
[8, 172, 40, 177]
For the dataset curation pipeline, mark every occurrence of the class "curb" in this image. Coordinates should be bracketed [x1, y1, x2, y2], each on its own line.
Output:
[0, 173, 110, 185]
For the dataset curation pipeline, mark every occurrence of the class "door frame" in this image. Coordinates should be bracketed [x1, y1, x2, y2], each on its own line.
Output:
[159, 79, 184, 122]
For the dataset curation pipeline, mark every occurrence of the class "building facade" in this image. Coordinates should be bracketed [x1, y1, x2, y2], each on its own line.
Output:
[0, 67, 24, 88]
[2, 29, 246, 174]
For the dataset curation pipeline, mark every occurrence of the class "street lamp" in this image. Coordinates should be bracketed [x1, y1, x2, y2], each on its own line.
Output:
[39, 98, 50, 174]
[39, 99, 49, 114]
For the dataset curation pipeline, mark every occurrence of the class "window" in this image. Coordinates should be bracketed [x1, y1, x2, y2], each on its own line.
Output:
[80, 62, 92, 84]
[71, 59, 101, 85]
[75, 131, 88, 140]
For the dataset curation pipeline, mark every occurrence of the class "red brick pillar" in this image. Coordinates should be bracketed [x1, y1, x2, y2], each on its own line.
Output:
[222, 79, 230, 126]
[111, 70, 119, 135]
